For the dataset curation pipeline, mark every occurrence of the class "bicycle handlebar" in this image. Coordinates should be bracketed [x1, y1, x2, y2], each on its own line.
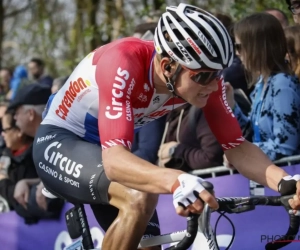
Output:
[164, 213, 199, 250]
[166, 181, 299, 250]
[200, 181, 300, 250]
[214, 195, 299, 250]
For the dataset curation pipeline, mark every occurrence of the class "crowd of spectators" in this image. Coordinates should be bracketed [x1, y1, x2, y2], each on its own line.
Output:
[0, 0, 299, 234]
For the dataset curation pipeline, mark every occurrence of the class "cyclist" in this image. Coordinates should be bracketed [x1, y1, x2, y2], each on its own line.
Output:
[32, 4, 300, 250]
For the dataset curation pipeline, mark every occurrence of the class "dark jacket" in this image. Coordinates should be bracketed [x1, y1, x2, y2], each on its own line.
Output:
[132, 116, 166, 164]
[163, 104, 223, 172]
[37, 75, 53, 88]
[0, 144, 38, 210]
[223, 56, 250, 96]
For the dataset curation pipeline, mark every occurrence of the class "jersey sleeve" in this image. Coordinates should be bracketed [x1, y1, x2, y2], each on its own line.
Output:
[202, 78, 245, 150]
[95, 46, 141, 150]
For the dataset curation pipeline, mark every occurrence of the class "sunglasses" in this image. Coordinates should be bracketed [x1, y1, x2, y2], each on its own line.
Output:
[289, 1, 300, 14]
[186, 68, 223, 86]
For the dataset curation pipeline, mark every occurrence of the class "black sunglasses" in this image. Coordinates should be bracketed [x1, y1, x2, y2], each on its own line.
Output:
[190, 70, 223, 86]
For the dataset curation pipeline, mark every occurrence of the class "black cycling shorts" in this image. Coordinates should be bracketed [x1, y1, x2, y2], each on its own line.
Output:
[33, 124, 160, 236]
[33, 124, 110, 204]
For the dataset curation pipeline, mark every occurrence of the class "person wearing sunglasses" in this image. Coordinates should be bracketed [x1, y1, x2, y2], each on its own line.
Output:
[286, 0, 300, 23]
[32, 4, 300, 250]
[225, 12, 300, 162]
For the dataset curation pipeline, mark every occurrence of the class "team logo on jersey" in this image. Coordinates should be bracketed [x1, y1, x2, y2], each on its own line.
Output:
[36, 134, 57, 144]
[153, 96, 160, 104]
[138, 93, 147, 102]
[55, 77, 91, 120]
[220, 80, 234, 118]
[105, 67, 130, 120]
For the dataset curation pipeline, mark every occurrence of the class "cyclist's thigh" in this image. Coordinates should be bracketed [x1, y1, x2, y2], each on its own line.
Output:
[33, 124, 110, 204]
[91, 204, 161, 236]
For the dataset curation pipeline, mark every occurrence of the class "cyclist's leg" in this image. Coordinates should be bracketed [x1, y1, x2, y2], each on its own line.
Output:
[91, 200, 161, 250]
[33, 124, 161, 250]
[33, 124, 109, 204]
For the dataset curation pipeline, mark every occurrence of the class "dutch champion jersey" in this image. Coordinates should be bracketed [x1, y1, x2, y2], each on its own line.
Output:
[42, 37, 244, 150]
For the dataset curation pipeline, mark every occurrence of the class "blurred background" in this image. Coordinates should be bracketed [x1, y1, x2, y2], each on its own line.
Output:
[0, 0, 290, 78]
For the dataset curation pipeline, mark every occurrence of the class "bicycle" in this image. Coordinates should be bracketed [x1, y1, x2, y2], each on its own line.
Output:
[42, 182, 299, 250]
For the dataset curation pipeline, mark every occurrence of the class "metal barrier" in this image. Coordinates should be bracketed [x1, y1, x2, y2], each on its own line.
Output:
[190, 154, 300, 178]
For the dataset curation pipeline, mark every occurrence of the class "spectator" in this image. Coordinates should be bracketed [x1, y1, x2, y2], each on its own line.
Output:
[225, 12, 300, 161]
[51, 76, 68, 94]
[285, 25, 300, 79]
[28, 58, 53, 88]
[264, 8, 289, 27]
[133, 22, 157, 40]
[7, 84, 64, 223]
[157, 104, 223, 172]
[214, 12, 251, 115]
[286, 0, 300, 23]
[9, 65, 29, 100]
[0, 110, 36, 212]
[0, 67, 12, 101]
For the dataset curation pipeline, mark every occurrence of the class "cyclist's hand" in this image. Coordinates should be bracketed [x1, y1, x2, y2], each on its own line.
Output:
[278, 175, 300, 214]
[14, 179, 30, 209]
[171, 173, 218, 217]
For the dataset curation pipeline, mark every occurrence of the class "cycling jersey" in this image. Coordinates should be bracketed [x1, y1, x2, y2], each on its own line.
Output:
[42, 37, 244, 151]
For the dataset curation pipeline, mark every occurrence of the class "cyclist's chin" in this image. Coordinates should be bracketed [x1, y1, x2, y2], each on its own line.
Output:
[189, 94, 209, 108]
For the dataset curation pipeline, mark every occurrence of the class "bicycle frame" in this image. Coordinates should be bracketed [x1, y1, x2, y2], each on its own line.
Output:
[64, 193, 299, 250]
[64, 206, 218, 250]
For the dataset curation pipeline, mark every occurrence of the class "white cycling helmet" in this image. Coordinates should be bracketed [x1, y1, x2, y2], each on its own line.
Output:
[154, 3, 234, 70]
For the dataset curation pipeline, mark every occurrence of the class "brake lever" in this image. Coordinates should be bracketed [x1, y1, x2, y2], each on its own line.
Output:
[229, 205, 255, 213]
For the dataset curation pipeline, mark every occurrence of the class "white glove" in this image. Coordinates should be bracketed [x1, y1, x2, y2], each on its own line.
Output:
[172, 173, 206, 209]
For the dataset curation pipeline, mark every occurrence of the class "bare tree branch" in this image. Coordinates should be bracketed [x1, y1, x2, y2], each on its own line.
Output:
[4, 2, 32, 18]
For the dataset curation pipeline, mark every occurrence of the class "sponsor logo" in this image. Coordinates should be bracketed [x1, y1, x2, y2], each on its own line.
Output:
[126, 78, 136, 99]
[125, 100, 132, 121]
[37, 134, 57, 144]
[44, 141, 83, 178]
[138, 93, 147, 102]
[56, 77, 91, 120]
[144, 83, 150, 92]
[221, 136, 245, 150]
[78, 88, 91, 102]
[186, 37, 201, 55]
[105, 67, 130, 120]
[220, 81, 234, 118]
[89, 174, 97, 200]
[198, 31, 216, 56]
[155, 45, 162, 54]
[153, 96, 160, 104]
[175, 41, 193, 63]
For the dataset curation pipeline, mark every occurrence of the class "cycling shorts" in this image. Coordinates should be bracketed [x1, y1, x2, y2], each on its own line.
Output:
[33, 124, 160, 236]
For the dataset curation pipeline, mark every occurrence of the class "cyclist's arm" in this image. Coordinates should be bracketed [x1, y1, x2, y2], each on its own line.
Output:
[95, 47, 182, 194]
[203, 79, 288, 191]
[103, 145, 183, 193]
[225, 141, 288, 191]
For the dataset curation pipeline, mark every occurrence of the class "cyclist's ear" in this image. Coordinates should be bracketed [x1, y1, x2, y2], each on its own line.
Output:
[160, 57, 177, 77]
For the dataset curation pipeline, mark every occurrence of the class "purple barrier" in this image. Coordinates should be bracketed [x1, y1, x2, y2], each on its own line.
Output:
[0, 164, 299, 250]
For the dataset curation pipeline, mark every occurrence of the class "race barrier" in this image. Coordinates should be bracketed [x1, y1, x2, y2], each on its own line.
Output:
[0, 164, 299, 250]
